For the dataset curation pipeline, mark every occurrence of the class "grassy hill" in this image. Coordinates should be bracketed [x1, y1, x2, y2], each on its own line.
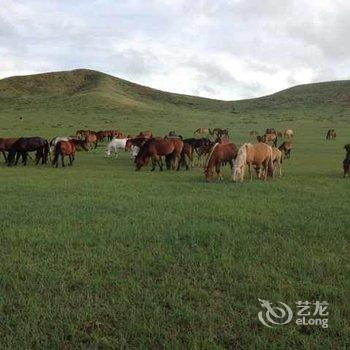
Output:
[0, 69, 349, 349]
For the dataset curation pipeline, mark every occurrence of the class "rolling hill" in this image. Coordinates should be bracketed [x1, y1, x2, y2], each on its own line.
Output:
[0, 69, 349, 136]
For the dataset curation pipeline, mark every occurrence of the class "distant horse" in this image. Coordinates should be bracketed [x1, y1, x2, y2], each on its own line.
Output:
[76, 130, 96, 137]
[7, 137, 49, 166]
[271, 147, 282, 177]
[261, 133, 277, 147]
[193, 128, 212, 137]
[232, 143, 273, 182]
[326, 129, 336, 140]
[266, 128, 276, 135]
[212, 128, 229, 138]
[204, 142, 238, 182]
[278, 142, 293, 159]
[277, 131, 283, 138]
[136, 130, 153, 139]
[52, 139, 89, 167]
[0, 137, 18, 161]
[106, 138, 134, 158]
[85, 134, 98, 149]
[284, 129, 294, 140]
[135, 137, 183, 171]
[343, 144, 350, 178]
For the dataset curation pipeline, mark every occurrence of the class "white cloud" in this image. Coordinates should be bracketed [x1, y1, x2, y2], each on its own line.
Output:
[0, 0, 349, 99]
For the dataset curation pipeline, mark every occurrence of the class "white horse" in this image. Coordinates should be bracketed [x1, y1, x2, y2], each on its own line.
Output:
[106, 138, 127, 158]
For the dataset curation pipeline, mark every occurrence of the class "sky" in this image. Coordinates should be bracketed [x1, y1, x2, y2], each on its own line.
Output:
[0, 0, 349, 100]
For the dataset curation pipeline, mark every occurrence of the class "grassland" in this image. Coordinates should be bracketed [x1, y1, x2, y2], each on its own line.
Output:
[0, 70, 349, 349]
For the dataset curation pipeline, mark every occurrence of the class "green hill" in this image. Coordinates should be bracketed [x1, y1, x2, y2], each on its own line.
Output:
[0, 69, 349, 136]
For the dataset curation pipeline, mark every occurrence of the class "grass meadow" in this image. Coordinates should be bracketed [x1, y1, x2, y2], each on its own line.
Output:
[0, 71, 349, 349]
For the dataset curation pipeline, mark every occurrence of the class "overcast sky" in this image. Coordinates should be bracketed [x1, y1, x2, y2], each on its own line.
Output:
[1, 0, 349, 100]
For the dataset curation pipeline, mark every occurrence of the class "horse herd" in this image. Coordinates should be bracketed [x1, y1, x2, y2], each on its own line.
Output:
[0, 127, 349, 180]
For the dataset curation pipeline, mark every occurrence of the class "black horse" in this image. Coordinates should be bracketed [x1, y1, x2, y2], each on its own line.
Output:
[7, 137, 49, 166]
[343, 144, 350, 178]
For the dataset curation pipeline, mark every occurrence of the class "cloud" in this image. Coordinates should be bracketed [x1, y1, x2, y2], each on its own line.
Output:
[0, 0, 349, 99]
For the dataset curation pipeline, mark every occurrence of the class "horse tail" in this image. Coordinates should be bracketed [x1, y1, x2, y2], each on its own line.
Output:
[52, 141, 61, 165]
[7, 148, 16, 166]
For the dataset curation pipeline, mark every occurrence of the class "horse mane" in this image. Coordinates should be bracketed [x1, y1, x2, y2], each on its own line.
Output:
[235, 143, 251, 167]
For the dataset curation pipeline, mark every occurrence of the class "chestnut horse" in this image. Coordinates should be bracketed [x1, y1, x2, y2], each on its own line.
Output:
[232, 143, 273, 182]
[326, 129, 336, 140]
[135, 137, 183, 171]
[52, 139, 89, 167]
[85, 134, 98, 149]
[204, 142, 238, 182]
[271, 147, 282, 177]
[125, 137, 149, 151]
[0, 137, 18, 161]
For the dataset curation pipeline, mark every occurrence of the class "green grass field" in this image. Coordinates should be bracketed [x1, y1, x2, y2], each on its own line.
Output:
[0, 70, 349, 349]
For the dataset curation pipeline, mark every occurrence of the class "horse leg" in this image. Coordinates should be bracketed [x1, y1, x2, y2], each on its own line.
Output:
[1, 151, 7, 162]
[216, 164, 223, 180]
[62, 155, 65, 167]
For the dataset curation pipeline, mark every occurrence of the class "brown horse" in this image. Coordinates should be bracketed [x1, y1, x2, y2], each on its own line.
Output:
[232, 143, 273, 182]
[278, 142, 293, 159]
[204, 142, 238, 182]
[343, 144, 350, 178]
[212, 128, 229, 138]
[177, 141, 194, 170]
[125, 137, 149, 151]
[85, 134, 98, 149]
[266, 128, 276, 134]
[135, 137, 183, 171]
[326, 129, 336, 140]
[0, 137, 18, 161]
[136, 130, 153, 139]
[52, 139, 89, 167]
[271, 147, 282, 177]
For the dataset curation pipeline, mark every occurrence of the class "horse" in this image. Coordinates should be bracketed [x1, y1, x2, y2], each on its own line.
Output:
[271, 147, 282, 177]
[174, 141, 194, 170]
[266, 128, 276, 135]
[193, 128, 212, 137]
[135, 137, 183, 171]
[343, 144, 350, 178]
[326, 129, 336, 140]
[52, 139, 89, 167]
[204, 142, 238, 182]
[261, 133, 277, 147]
[184, 138, 213, 166]
[136, 130, 153, 139]
[284, 129, 294, 140]
[106, 138, 132, 158]
[0, 137, 18, 161]
[232, 143, 273, 182]
[212, 128, 229, 138]
[277, 131, 283, 138]
[278, 142, 293, 159]
[7, 137, 49, 166]
[125, 137, 149, 152]
[85, 134, 98, 149]
[76, 130, 96, 137]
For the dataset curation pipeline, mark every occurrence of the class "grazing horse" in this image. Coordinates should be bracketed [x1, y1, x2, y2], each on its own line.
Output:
[85, 134, 98, 149]
[343, 144, 350, 178]
[136, 130, 153, 139]
[0, 137, 18, 161]
[204, 142, 238, 182]
[52, 139, 89, 167]
[232, 143, 273, 182]
[193, 128, 212, 137]
[184, 138, 213, 166]
[135, 137, 183, 171]
[271, 147, 283, 177]
[284, 129, 294, 140]
[326, 129, 336, 140]
[125, 137, 149, 152]
[175, 141, 194, 170]
[278, 142, 293, 159]
[7, 137, 49, 166]
[261, 133, 277, 147]
[105, 138, 132, 158]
